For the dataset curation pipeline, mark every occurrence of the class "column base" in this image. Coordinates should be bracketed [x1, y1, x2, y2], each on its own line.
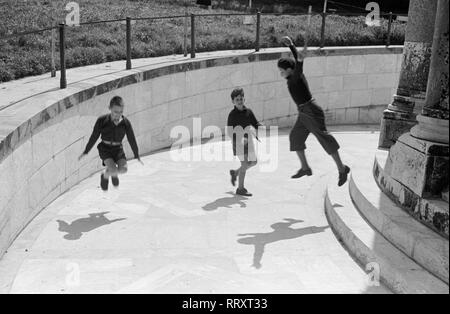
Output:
[443, 187, 449, 203]
[384, 133, 449, 198]
[387, 93, 426, 114]
[374, 157, 449, 237]
[378, 109, 417, 150]
[410, 114, 449, 144]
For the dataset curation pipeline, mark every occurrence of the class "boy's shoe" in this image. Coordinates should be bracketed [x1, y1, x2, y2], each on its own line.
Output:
[100, 173, 109, 191]
[236, 188, 252, 197]
[230, 170, 237, 186]
[338, 166, 351, 187]
[111, 176, 119, 187]
[291, 168, 313, 179]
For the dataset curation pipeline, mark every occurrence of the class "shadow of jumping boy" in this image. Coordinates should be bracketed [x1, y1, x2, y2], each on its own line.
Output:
[238, 218, 329, 269]
[57, 212, 126, 240]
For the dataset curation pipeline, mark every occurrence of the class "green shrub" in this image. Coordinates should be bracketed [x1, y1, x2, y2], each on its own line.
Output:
[66, 47, 105, 67]
[104, 45, 126, 61]
[0, 63, 14, 82]
[76, 31, 120, 48]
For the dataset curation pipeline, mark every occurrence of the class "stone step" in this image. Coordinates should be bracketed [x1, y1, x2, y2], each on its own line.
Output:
[325, 181, 449, 294]
[349, 158, 449, 284]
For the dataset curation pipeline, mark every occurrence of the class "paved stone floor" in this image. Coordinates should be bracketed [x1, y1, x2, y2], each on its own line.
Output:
[0, 127, 390, 293]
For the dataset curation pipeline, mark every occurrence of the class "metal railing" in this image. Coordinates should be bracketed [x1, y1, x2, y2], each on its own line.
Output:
[0, 10, 400, 89]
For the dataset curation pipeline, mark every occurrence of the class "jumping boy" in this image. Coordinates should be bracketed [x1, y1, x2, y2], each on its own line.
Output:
[79, 96, 144, 191]
[278, 36, 350, 186]
[227, 88, 263, 197]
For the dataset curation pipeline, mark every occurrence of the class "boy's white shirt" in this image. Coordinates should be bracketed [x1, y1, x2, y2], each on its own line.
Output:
[112, 115, 123, 126]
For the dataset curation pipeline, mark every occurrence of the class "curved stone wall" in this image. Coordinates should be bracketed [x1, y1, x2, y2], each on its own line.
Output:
[0, 46, 403, 258]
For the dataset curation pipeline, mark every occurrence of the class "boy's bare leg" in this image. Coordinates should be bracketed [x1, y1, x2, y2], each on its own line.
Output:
[117, 159, 128, 174]
[100, 158, 117, 190]
[238, 162, 248, 190]
[291, 150, 313, 179]
[331, 151, 351, 186]
[104, 159, 118, 178]
[296, 150, 311, 170]
[331, 151, 346, 173]
[110, 159, 128, 187]
[237, 160, 257, 190]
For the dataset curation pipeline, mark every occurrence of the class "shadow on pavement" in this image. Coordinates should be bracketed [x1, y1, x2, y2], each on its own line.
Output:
[202, 192, 249, 211]
[238, 218, 329, 269]
[57, 212, 126, 240]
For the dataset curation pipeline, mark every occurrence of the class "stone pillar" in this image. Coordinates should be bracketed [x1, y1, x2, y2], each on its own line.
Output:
[384, 0, 449, 200]
[378, 0, 437, 149]
[411, 0, 449, 144]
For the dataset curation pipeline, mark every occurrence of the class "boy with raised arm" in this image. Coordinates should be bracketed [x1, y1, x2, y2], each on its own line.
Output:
[278, 36, 350, 186]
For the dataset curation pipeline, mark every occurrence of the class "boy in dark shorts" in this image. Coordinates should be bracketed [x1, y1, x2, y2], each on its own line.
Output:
[278, 36, 350, 187]
[227, 88, 263, 197]
[79, 96, 144, 191]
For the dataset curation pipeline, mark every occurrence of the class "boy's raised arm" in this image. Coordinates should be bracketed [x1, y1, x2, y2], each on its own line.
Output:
[281, 36, 307, 63]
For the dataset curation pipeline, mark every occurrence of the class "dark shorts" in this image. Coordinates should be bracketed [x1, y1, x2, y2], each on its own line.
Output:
[289, 99, 340, 154]
[97, 142, 126, 166]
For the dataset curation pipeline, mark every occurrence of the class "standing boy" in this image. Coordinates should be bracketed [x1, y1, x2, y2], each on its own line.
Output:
[227, 88, 263, 197]
[278, 36, 350, 186]
[79, 96, 143, 191]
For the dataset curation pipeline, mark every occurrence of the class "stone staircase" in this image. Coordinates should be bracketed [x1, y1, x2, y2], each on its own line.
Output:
[324, 152, 449, 294]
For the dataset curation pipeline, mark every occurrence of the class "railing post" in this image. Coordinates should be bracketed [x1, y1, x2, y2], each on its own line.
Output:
[184, 12, 189, 57]
[306, 5, 312, 47]
[126, 17, 132, 70]
[255, 11, 261, 52]
[59, 23, 67, 89]
[51, 25, 56, 78]
[191, 13, 196, 58]
[386, 12, 393, 47]
[320, 12, 326, 48]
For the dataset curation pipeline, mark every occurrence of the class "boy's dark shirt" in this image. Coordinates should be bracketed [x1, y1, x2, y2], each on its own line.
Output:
[84, 114, 139, 159]
[227, 106, 262, 155]
[287, 45, 313, 106]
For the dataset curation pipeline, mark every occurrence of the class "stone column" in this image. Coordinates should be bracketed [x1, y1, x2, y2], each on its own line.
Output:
[385, 0, 449, 200]
[410, 0, 449, 144]
[378, 0, 437, 149]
